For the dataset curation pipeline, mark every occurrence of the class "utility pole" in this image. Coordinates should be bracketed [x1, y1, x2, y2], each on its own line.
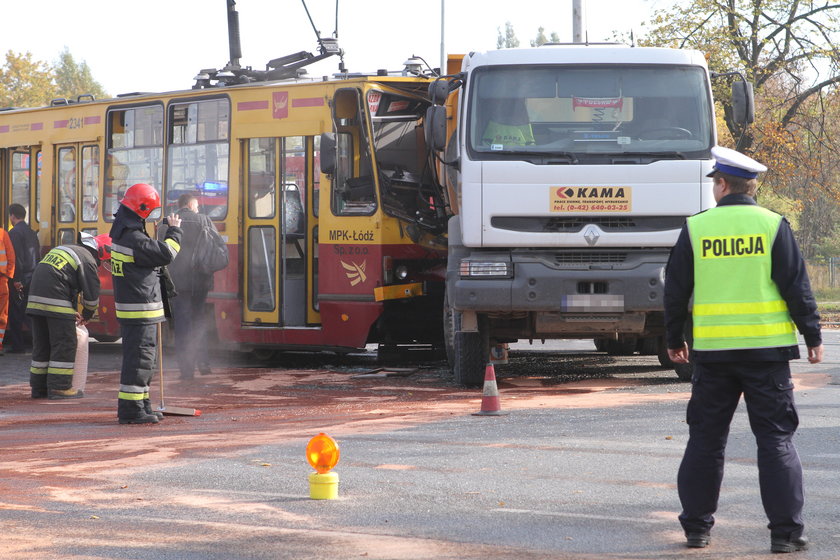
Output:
[572, 0, 585, 43]
[440, 0, 445, 73]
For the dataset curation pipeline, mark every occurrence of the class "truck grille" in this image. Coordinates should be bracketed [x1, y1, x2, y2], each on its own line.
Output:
[491, 216, 686, 233]
[555, 252, 627, 264]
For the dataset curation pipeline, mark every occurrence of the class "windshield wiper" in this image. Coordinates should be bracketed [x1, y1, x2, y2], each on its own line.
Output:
[508, 150, 579, 164]
[613, 151, 687, 160]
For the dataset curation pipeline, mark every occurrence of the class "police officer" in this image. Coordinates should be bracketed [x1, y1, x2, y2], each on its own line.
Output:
[27, 232, 110, 399]
[664, 146, 822, 553]
[110, 183, 182, 425]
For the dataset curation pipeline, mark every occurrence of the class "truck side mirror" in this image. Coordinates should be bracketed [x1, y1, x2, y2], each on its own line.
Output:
[425, 106, 448, 151]
[731, 80, 755, 125]
[428, 79, 451, 105]
[320, 132, 336, 175]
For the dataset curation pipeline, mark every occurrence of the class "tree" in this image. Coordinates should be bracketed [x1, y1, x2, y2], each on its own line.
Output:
[496, 22, 520, 49]
[639, 0, 840, 258]
[0, 48, 108, 108]
[530, 27, 560, 47]
[641, 0, 840, 142]
[54, 48, 107, 102]
[0, 51, 55, 107]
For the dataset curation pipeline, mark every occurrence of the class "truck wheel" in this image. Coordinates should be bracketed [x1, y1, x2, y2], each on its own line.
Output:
[454, 329, 489, 387]
[637, 337, 658, 355]
[606, 338, 636, 355]
[656, 336, 674, 368]
[443, 298, 488, 387]
[664, 317, 694, 381]
[674, 362, 694, 381]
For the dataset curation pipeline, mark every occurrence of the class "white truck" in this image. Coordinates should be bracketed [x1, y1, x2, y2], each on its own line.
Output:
[426, 44, 754, 386]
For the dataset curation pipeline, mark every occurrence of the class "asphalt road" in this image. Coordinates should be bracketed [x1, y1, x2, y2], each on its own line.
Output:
[1, 333, 839, 559]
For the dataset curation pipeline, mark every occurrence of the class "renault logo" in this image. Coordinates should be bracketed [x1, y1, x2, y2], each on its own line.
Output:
[584, 226, 600, 246]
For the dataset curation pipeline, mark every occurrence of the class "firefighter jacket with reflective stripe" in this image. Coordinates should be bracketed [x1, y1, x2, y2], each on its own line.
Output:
[665, 194, 821, 362]
[110, 205, 182, 324]
[0, 228, 15, 281]
[687, 204, 797, 350]
[27, 244, 100, 321]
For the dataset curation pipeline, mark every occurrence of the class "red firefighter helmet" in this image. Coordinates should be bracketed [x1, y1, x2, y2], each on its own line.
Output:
[78, 232, 112, 263]
[120, 183, 162, 219]
[94, 234, 112, 262]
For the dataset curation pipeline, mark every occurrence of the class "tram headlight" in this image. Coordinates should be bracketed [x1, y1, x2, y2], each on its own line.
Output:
[459, 260, 512, 278]
[395, 265, 409, 280]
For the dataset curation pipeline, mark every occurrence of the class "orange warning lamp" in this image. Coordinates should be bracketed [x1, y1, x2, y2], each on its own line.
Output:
[307, 433, 341, 500]
[306, 432, 340, 473]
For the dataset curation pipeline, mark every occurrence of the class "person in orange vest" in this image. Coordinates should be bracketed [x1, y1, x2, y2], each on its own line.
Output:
[0, 226, 16, 355]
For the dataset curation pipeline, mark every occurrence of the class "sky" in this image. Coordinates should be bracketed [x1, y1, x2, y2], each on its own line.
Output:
[2, 0, 668, 96]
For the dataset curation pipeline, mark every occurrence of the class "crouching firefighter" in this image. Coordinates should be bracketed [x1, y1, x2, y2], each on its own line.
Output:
[28, 232, 111, 399]
[110, 183, 182, 425]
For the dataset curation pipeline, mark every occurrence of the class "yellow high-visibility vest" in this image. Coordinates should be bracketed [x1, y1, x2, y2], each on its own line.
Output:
[687, 204, 797, 350]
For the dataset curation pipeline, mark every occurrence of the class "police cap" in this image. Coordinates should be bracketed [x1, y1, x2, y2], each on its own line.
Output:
[706, 146, 767, 179]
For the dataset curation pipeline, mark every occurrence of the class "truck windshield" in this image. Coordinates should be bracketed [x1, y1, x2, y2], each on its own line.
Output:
[467, 64, 713, 159]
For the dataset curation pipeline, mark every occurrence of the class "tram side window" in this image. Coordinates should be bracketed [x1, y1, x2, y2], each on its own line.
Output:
[58, 147, 76, 223]
[283, 136, 306, 237]
[248, 138, 275, 219]
[35, 149, 42, 224]
[10, 151, 30, 217]
[331, 132, 375, 215]
[166, 98, 230, 219]
[313, 135, 320, 218]
[248, 226, 276, 312]
[81, 145, 100, 222]
[104, 105, 164, 221]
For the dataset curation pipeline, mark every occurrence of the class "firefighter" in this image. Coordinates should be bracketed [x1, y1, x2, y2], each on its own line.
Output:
[27, 232, 110, 399]
[0, 224, 15, 355]
[664, 146, 822, 553]
[110, 183, 182, 425]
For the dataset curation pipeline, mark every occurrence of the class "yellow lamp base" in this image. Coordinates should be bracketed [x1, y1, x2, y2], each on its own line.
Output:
[309, 471, 339, 500]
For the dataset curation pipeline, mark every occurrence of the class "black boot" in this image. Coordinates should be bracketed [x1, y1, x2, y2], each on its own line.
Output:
[49, 388, 85, 400]
[771, 535, 809, 553]
[119, 413, 160, 425]
[144, 399, 165, 421]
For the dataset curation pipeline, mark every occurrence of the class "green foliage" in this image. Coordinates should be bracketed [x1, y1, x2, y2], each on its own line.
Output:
[639, 0, 840, 259]
[54, 48, 107, 102]
[0, 48, 107, 108]
[496, 22, 520, 49]
[529, 28, 561, 47]
[0, 50, 55, 107]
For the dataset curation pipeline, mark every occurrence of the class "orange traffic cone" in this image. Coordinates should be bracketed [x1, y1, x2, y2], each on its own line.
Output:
[472, 363, 508, 416]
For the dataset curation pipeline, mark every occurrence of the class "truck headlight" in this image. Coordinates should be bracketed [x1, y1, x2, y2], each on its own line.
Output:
[459, 260, 512, 278]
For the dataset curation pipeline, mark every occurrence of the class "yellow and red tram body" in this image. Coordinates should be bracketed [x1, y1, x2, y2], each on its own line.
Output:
[0, 75, 447, 352]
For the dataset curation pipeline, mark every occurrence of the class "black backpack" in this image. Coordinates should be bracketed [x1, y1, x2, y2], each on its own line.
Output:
[191, 220, 229, 275]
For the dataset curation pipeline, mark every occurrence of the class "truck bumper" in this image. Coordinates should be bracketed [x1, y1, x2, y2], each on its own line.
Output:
[451, 250, 669, 335]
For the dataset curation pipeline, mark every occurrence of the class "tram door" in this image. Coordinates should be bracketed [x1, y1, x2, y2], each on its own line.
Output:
[242, 136, 318, 326]
[53, 143, 101, 245]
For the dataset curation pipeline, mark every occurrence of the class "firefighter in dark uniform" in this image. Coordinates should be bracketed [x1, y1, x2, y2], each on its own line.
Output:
[110, 183, 182, 425]
[664, 146, 822, 553]
[27, 232, 110, 399]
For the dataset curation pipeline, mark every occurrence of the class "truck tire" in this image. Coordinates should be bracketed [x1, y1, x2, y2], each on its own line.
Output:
[665, 317, 694, 382]
[454, 330, 489, 387]
[606, 338, 636, 355]
[657, 336, 674, 368]
[674, 361, 694, 381]
[443, 298, 488, 387]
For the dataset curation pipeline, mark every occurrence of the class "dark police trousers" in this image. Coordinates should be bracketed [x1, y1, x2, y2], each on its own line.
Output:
[678, 360, 804, 538]
[117, 323, 158, 419]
